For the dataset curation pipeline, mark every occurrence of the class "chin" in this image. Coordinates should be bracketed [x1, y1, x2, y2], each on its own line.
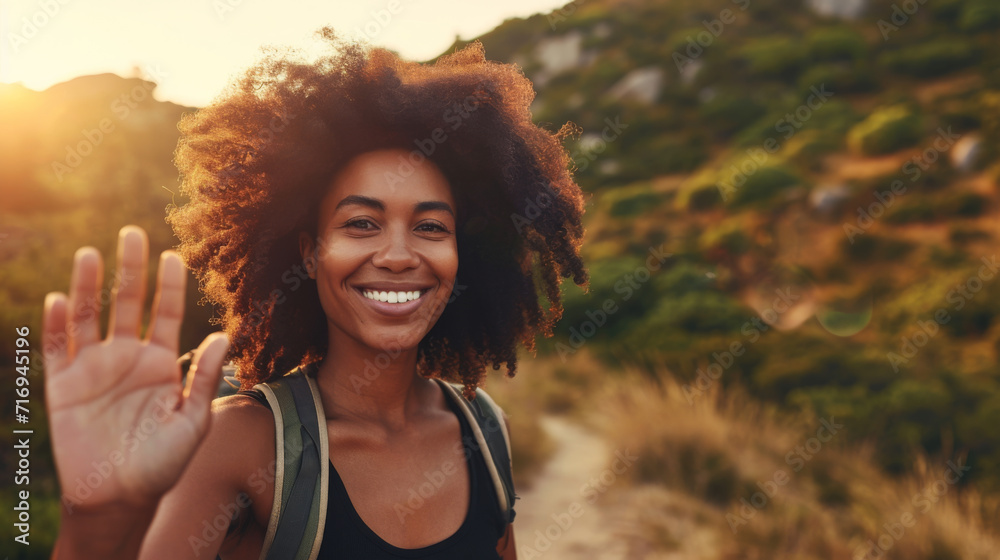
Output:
[364, 331, 423, 355]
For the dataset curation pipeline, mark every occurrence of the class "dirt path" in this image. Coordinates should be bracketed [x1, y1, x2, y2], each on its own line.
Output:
[513, 415, 633, 559]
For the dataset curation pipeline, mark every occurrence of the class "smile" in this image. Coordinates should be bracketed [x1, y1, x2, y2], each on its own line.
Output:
[353, 286, 432, 318]
[361, 289, 427, 303]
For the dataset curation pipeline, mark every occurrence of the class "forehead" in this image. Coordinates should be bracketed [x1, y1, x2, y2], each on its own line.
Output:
[320, 149, 455, 214]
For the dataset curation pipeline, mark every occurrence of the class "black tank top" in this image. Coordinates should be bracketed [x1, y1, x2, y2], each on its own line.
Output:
[315, 390, 506, 558]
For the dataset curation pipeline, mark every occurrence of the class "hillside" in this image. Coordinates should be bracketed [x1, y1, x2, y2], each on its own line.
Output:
[438, 0, 1000, 495]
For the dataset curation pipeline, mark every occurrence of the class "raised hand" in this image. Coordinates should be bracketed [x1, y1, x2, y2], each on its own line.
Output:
[43, 225, 229, 557]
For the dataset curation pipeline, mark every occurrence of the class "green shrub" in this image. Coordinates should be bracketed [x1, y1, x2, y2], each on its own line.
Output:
[700, 219, 751, 255]
[949, 226, 992, 245]
[805, 27, 868, 62]
[841, 234, 916, 262]
[728, 165, 800, 207]
[958, 393, 1000, 448]
[938, 109, 982, 134]
[668, 26, 715, 53]
[929, 0, 968, 20]
[637, 264, 749, 334]
[699, 93, 767, 136]
[871, 380, 955, 464]
[580, 56, 631, 98]
[885, 379, 952, 421]
[644, 292, 749, 333]
[847, 105, 923, 155]
[960, 0, 1000, 32]
[734, 99, 859, 149]
[887, 192, 988, 224]
[738, 36, 805, 79]
[878, 39, 979, 78]
[633, 134, 709, 175]
[884, 198, 936, 224]
[929, 245, 968, 267]
[604, 185, 666, 217]
[881, 237, 918, 260]
[732, 112, 785, 148]
[754, 352, 853, 399]
[797, 99, 860, 136]
[798, 63, 877, 94]
[944, 304, 996, 338]
[784, 386, 879, 440]
[795, 130, 845, 169]
[754, 337, 898, 399]
[949, 192, 988, 217]
[555, 255, 656, 340]
[686, 183, 723, 211]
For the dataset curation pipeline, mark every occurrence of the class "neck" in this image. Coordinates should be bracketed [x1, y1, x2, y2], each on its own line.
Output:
[314, 324, 434, 430]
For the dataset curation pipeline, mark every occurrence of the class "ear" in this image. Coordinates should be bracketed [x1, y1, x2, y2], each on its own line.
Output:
[298, 231, 317, 279]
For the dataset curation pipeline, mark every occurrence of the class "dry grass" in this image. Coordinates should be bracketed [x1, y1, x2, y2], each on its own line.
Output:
[586, 358, 1000, 559]
[481, 346, 623, 489]
[481, 346, 999, 558]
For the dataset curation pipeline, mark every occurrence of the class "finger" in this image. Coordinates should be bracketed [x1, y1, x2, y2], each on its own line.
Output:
[146, 251, 187, 354]
[180, 332, 229, 429]
[67, 247, 103, 356]
[108, 226, 149, 340]
[42, 292, 69, 377]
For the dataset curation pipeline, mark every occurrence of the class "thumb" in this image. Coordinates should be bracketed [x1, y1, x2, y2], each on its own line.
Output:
[180, 332, 230, 428]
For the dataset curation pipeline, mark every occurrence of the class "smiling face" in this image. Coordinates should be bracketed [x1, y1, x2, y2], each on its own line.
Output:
[299, 148, 459, 354]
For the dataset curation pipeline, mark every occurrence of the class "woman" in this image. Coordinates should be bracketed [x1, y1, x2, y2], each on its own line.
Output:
[43, 27, 588, 559]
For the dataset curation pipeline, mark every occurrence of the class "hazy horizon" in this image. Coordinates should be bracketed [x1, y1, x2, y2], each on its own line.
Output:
[0, 0, 571, 107]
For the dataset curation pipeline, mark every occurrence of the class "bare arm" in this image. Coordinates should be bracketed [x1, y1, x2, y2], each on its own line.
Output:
[496, 410, 517, 560]
[497, 523, 517, 559]
[139, 395, 275, 559]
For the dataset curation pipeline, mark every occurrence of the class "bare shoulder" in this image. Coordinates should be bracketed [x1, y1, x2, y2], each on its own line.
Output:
[199, 392, 276, 478]
[212, 392, 275, 436]
[211, 392, 277, 498]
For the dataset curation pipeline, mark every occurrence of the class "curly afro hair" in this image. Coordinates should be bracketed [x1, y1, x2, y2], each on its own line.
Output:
[167, 27, 589, 397]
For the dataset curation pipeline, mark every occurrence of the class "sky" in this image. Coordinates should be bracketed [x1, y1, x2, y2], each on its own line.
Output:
[1, 0, 569, 107]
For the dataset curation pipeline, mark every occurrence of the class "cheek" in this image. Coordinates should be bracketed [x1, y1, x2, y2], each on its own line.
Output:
[429, 241, 459, 282]
[313, 245, 363, 293]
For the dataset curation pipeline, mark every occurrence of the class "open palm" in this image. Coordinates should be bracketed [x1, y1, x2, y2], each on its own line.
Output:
[43, 225, 229, 513]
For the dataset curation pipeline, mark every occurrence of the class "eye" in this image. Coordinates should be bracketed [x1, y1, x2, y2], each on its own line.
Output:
[345, 218, 378, 231]
[417, 222, 451, 234]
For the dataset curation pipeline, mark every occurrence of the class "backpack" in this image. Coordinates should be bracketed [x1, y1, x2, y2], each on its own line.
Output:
[177, 353, 517, 559]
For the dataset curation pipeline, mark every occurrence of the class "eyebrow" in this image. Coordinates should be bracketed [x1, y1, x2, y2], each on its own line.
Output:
[415, 200, 455, 216]
[335, 195, 383, 212]
[334, 194, 454, 216]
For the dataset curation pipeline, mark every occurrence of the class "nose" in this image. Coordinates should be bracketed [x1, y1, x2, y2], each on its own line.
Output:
[371, 227, 420, 272]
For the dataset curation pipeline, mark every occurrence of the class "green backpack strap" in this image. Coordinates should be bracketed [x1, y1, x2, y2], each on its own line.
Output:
[434, 379, 518, 529]
[253, 365, 329, 560]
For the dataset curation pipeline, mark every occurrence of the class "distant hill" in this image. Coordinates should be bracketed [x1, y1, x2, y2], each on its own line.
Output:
[0, 74, 193, 214]
[0, 72, 211, 405]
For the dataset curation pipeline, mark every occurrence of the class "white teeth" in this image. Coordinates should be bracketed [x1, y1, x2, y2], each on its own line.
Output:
[362, 289, 424, 303]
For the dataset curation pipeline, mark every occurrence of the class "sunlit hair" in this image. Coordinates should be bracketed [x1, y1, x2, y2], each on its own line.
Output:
[167, 27, 589, 397]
